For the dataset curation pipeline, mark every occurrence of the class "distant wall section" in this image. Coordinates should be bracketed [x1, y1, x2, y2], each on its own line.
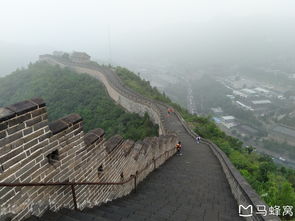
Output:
[39, 55, 166, 135]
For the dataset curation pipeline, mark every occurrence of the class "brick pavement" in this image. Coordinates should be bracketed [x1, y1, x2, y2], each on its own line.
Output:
[27, 107, 243, 221]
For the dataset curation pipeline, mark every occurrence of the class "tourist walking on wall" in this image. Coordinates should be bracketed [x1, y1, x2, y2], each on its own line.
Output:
[167, 107, 174, 117]
[176, 141, 182, 155]
[167, 108, 171, 116]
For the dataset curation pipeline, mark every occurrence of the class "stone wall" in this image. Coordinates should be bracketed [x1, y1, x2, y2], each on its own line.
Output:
[173, 112, 280, 221]
[39, 55, 167, 135]
[39, 54, 280, 221]
[0, 99, 178, 220]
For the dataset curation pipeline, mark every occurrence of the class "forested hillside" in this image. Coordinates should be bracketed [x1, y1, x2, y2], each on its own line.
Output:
[0, 62, 158, 140]
[116, 66, 295, 219]
[1, 61, 294, 217]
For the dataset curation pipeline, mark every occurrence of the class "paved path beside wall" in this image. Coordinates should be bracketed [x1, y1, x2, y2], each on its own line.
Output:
[28, 110, 242, 220]
[28, 61, 243, 220]
[30, 56, 281, 221]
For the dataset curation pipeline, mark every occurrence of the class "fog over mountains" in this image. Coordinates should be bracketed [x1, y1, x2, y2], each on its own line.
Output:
[1, 17, 295, 76]
[114, 17, 295, 66]
[0, 42, 52, 76]
[1, 0, 295, 76]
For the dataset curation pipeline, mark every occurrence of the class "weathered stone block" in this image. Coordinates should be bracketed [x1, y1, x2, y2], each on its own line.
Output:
[23, 127, 33, 136]
[15, 161, 36, 178]
[0, 186, 12, 198]
[42, 140, 58, 154]
[23, 138, 38, 151]
[0, 122, 8, 131]
[0, 188, 15, 205]
[105, 135, 124, 154]
[7, 100, 38, 115]
[33, 121, 48, 131]
[31, 107, 47, 118]
[19, 164, 40, 182]
[0, 130, 6, 139]
[30, 98, 46, 108]
[92, 128, 105, 138]
[39, 158, 48, 168]
[26, 116, 42, 127]
[73, 123, 80, 130]
[0, 107, 15, 122]
[3, 152, 26, 170]
[8, 113, 31, 127]
[29, 140, 49, 154]
[84, 130, 102, 146]
[73, 127, 83, 136]
[49, 120, 68, 135]
[31, 175, 41, 183]
[61, 114, 82, 125]
[132, 141, 144, 161]
[122, 140, 135, 157]
[42, 113, 48, 121]
[0, 146, 24, 165]
[34, 155, 43, 164]
[58, 130, 74, 143]
[7, 123, 25, 135]
[23, 129, 44, 144]
[38, 132, 51, 143]
[0, 131, 23, 147]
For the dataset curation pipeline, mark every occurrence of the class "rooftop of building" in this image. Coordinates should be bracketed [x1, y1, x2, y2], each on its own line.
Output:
[252, 100, 271, 105]
[254, 87, 270, 93]
[241, 88, 256, 94]
[236, 101, 254, 111]
[233, 90, 248, 98]
[211, 107, 223, 113]
[222, 115, 235, 120]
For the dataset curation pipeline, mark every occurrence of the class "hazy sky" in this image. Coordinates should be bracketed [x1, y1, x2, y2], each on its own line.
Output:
[1, 0, 294, 44]
[1, 0, 295, 71]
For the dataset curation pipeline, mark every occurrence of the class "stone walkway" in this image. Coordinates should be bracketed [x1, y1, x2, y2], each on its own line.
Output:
[25, 62, 244, 221]
[27, 106, 243, 221]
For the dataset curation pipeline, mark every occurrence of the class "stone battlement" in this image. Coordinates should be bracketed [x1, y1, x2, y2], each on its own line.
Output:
[39, 55, 169, 135]
[0, 98, 177, 220]
[37, 54, 280, 221]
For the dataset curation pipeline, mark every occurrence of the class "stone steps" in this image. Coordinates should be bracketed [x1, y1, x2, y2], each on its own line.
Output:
[24, 63, 244, 221]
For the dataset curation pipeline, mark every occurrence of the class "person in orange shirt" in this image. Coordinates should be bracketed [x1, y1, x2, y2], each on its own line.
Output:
[176, 141, 182, 155]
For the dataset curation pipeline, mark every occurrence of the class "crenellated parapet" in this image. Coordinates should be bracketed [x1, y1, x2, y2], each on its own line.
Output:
[39, 55, 169, 135]
[38, 54, 281, 221]
[0, 99, 178, 220]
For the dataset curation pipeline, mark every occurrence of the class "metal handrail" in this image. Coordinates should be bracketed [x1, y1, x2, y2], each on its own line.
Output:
[40, 56, 276, 220]
[0, 147, 176, 211]
[3, 56, 177, 212]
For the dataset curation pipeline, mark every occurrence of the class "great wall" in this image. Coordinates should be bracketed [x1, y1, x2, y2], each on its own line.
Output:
[0, 54, 280, 220]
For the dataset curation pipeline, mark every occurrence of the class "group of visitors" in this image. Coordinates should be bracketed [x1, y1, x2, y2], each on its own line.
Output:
[176, 136, 201, 156]
[166, 107, 202, 156]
